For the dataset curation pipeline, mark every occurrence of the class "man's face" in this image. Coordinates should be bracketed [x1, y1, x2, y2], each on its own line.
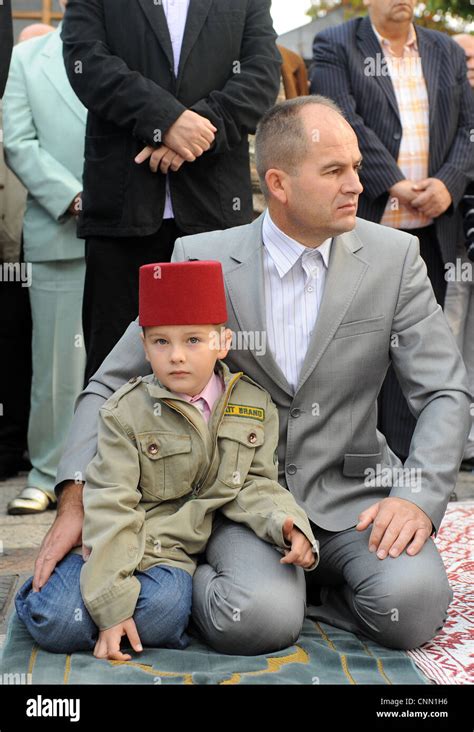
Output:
[141, 324, 231, 396]
[282, 108, 364, 241]
[364, 0, 416, 25]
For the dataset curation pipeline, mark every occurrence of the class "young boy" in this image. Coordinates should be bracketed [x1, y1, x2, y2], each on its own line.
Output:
[16, 261, 319, 659]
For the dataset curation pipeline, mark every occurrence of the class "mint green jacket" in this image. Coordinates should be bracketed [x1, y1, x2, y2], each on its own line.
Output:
[80, 361, 319, 630]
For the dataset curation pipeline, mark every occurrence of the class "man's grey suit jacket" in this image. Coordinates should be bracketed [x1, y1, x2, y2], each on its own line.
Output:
[57, 214, 471, 533]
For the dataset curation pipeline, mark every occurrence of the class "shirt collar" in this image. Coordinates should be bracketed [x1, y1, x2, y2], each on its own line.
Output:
[262, 210, 332, 279]
[170, 368, 224, 410]
[370, 21, 418, 52]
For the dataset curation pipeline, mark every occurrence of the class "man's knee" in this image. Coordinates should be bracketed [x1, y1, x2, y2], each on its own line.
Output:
[192, 564, 306, 655]
[360, 570, 453, 650]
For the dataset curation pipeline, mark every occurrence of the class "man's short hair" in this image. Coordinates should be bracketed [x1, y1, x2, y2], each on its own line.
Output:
[255, 95, 345, 198]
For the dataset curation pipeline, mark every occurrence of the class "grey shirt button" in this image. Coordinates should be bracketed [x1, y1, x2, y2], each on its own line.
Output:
[290, 408, 301, 418]
[287, 464, 297, 475]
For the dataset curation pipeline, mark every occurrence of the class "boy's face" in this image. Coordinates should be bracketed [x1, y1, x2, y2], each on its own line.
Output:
[141, 324, 233, 396]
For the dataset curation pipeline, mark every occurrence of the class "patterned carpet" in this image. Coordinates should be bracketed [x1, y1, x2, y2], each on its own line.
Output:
[407, 502, 474, 685]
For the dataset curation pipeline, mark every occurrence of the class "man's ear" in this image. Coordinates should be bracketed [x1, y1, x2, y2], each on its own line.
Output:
[265, 168, 290, 205]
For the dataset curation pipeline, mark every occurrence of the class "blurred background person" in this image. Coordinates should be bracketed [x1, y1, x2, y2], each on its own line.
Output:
[310, 0, 474, 462]
[0, 21, 55, 483]
[3, 0, 87, 514]
[61, 0, 281, 382]
[444, 33, 474, 473]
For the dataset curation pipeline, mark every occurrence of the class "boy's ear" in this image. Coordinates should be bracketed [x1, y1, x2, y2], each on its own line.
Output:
[224, 327, 233, 350]
[218, 327, 233, 356]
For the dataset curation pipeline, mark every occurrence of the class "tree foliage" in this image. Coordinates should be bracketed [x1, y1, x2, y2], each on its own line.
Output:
[306, 1, 474, 32]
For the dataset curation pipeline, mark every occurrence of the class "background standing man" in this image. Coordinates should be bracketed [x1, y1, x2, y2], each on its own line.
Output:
[0, 23, 55, 484]
[61, 0, 281, 381]
[444, 33, 474, 473]
[3, 0, 87, 514]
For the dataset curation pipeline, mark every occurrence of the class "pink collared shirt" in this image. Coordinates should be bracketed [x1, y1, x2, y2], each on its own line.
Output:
[172, 370, 225, 424]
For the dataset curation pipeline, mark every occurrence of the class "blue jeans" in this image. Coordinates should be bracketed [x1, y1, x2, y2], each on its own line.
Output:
[15, 553, 193, 653]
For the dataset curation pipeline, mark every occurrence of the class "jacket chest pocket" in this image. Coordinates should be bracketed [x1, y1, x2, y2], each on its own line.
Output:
[137, 432, 192, 501]
[217, 421, 264, 489]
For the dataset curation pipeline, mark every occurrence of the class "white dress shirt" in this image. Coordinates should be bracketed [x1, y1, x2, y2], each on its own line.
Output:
[161, 0, 190, 219]
[262, 211, 332, 392]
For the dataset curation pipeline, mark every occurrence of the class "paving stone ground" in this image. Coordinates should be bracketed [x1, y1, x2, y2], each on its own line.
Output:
[1, 469, 473, 644]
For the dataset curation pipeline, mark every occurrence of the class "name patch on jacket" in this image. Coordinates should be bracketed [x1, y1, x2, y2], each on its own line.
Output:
[225, 404, 265, 421]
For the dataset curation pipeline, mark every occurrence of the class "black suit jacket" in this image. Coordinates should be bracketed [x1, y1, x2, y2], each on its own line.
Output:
[61, 0, 281, 238]
[309, 16, 474, 264]
[0, 0, 13, 98]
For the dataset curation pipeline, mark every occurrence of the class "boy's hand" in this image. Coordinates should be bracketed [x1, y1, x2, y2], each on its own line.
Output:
[280, 517, 317, 569]
[94, 618, 143, 661]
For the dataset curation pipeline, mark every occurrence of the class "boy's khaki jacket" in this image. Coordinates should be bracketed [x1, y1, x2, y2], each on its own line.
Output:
[79, 361, 319, 630]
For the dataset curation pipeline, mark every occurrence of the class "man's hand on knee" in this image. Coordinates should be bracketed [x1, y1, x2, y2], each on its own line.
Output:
[32, 480, 84, 592]
[356, 497, 433, 560]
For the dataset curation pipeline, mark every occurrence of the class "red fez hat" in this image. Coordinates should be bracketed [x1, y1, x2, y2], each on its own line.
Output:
[139, 261, 228, 327]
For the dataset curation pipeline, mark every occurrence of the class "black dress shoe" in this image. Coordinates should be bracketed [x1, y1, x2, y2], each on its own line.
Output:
[0, 455, 32, 481]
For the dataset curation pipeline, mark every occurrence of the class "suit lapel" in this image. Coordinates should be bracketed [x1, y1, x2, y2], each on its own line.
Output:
[137, 0, 175, 70]
[177, 0, 213, 84]
[295, 229, 369, 394]
[224, 215, 294, 397]
[357, 16, 400, 122]
[41, 30, 87, 124]
[137, 0, 213, 82]
[416, 28, 440, 143]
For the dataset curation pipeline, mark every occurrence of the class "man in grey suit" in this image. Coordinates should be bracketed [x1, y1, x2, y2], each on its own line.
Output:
[32, 97, 470, 655]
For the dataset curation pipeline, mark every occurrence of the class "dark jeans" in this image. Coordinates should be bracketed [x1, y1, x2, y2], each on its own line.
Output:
[82, 219, 184, 384]
[378, 224, 446, 460]
[16, 553, 192, 653]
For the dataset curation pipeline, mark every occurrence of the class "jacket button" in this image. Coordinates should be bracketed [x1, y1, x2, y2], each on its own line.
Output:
[287, 464, 297, 475]
[148, 443, 159, 455]
[290, 408, 301, 418]
[393, 132, 401, 140]
[248, 432, 258, 444]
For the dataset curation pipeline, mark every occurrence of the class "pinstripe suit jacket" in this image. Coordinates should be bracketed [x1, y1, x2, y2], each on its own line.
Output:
[309, 15, 474, 264]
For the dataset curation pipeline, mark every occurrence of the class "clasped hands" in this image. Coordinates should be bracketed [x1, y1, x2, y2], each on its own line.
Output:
[389, 178, 452, 218]
[134, 109, 217, 174]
